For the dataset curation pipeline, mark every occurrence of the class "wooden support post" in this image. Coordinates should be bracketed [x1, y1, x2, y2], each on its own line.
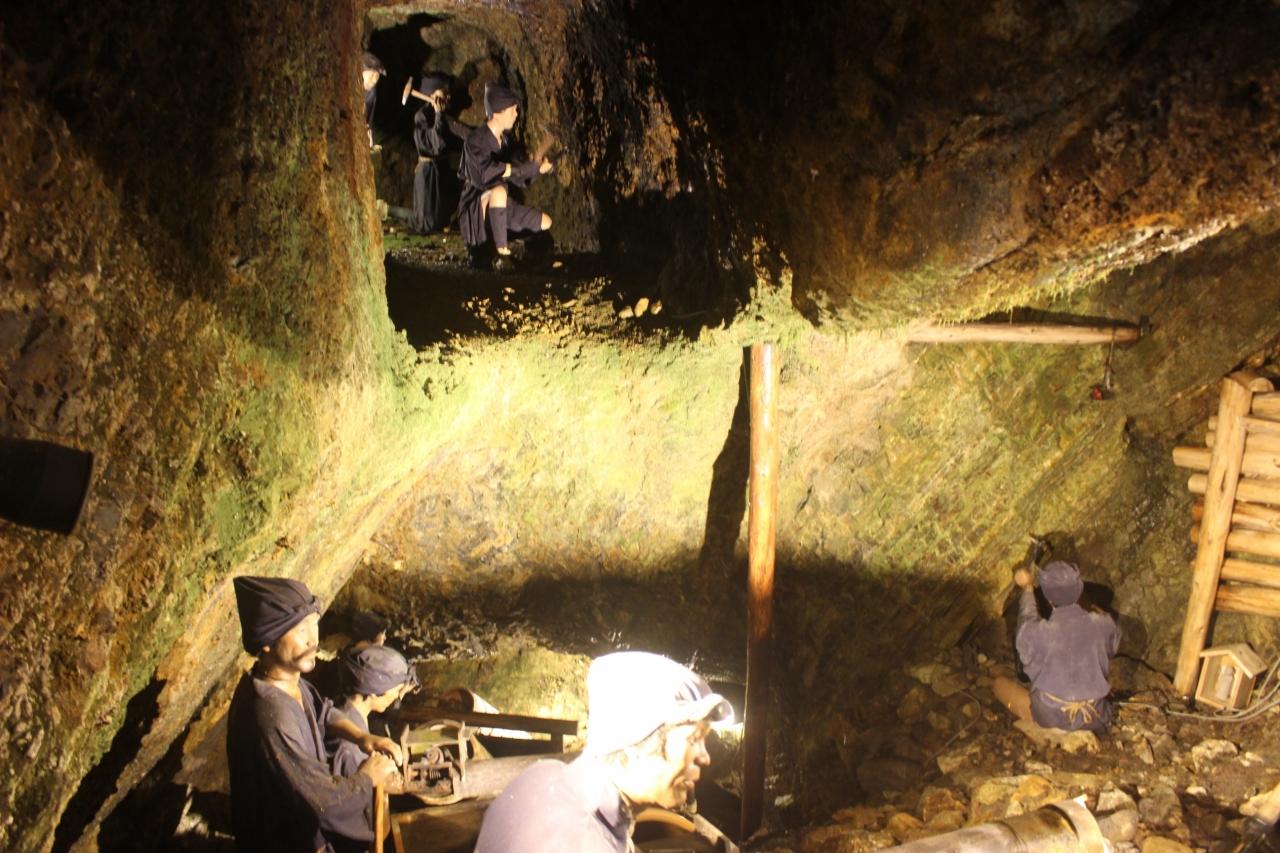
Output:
[1174, 371, 1272, 697]
[742, 343, 780, 841]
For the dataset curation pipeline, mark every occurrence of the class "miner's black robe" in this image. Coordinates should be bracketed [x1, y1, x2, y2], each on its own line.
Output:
[227, 672, 374, 853]
[456, 124, 543, 249]
[412, 104, 449, 233]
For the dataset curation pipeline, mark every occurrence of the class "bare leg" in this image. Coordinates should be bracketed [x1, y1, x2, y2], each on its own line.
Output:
[993, 676, 1033, 722]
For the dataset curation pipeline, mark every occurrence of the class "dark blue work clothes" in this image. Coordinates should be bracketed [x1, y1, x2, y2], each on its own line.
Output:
[411, 104, 449, 233]
[474, 755, 633, 853]
[1016, 588, 1121, 732]
[456, 124, 545, 250]
[327, 701, 371, 779]
[227, 673, 374, 852]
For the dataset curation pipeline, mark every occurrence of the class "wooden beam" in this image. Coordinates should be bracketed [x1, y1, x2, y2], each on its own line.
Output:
[1253, 394, 1280, 417]
[1172, 445, 1280, 479]
[398, 706, 578, 744]
[1174, 371, 1270, 698]
[905, 323, 1140, 345]
[1188, 474, 1280, 507]
[1191, 525, 1280, 560]
[1221, 558, 1280, 589]
[742, 343, 780, 841]
[1209, 415, 1280, 437]
[1216, 582, 1280, 617]
[1204, 431, 1280, 454]
[1192, 500, 1280, 534]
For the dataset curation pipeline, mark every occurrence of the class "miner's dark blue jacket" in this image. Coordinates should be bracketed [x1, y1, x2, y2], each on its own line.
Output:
[1016, 587, 1121, 729]
[227, 672, 374, 852]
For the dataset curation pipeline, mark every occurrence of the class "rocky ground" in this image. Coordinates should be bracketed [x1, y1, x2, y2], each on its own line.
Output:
[755, 641, 1279, 853]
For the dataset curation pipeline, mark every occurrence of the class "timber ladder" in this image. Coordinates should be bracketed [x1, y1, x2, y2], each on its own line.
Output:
[1171, 371, 1280, 698]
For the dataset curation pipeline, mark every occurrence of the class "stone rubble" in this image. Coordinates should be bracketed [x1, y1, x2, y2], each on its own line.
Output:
[754, 645, 1280, 853]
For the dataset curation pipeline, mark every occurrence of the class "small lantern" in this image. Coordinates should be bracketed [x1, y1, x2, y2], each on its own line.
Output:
[1196, 644, 1267, 710]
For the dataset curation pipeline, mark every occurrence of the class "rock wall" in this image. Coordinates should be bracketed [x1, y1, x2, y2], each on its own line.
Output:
[0, 1, 453, 848]
[624, 0, 1280, 326]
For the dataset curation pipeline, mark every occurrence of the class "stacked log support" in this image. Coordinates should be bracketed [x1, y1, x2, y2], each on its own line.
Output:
[1171, 372, 1278, 698]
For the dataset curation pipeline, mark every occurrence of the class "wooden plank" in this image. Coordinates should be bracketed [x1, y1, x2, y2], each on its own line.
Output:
[398, 706, 578, 738]
[1216, 582, 1280, 616]
[1174, 371, 1270, 698]
[742, 342, 780, 840]
[1188, 474, 1280, 507]
[905, 323, 1140, 345]
[1172, 445, 1280, 478]
[1212, 415, 1280, 437]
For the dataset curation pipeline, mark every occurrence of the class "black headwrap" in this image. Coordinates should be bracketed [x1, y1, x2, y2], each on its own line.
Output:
[1040, 560, 1084, 607]
[484, 83, 518, 117]
[344, 645, 419, 697]
[420, 74, 448, 96]
[233, 576, 321, 654]
[362, 51, 386, 75]
[350, 610, 389, 644]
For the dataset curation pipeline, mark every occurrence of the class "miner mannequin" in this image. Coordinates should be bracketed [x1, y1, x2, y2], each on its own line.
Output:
[993, 560, 1121, 732]
[361, 52, 386, 150]
[227, 576, 400, 852]
[474, 651, 732, 852]
[326, 645, 420, 852]
[457, 83, 553, 270]
[407, 75, 455, 234]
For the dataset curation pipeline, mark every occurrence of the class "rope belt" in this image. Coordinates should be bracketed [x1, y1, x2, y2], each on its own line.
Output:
[419, 155, 433, 163]
[1040, 691, 1102, 727]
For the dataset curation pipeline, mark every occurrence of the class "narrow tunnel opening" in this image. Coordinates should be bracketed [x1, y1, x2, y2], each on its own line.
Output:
[362, 7, 751, 350]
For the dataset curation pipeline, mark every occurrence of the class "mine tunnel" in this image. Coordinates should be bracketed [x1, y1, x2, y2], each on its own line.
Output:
[3, 0, 1280, 850]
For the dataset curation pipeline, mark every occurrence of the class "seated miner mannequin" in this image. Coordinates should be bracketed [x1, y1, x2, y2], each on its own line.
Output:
[457, 83, 554, 271]
[993, 560, 1121, 733]
[326, 645, 420, 852]
[474, 651, 732, 853]
[227, 576, 401, 852]
[362, 52, 386, 151]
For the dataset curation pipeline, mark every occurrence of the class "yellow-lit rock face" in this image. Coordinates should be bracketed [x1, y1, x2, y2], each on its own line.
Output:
[4, 0, 1280, 847]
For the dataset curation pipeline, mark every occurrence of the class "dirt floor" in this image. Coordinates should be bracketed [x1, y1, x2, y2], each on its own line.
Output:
[381, 224, 708, 351]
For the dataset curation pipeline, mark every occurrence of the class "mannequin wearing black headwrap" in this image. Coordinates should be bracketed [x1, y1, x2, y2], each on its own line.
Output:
[411, 76, 453, 233]
[996, 561, 1121, 733]
[227, 577, 394, 852]
[325, 646, 419, 853]
[456, 83, 553, 262]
